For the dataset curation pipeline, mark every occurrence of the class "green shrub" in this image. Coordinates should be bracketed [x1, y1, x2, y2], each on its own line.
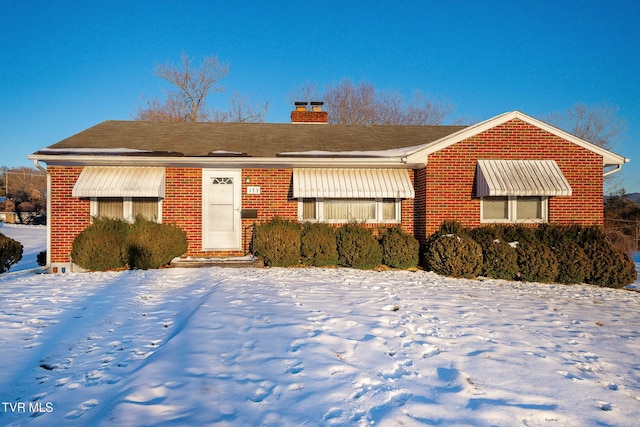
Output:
[423, 233, 483, 279]
[438, 220, 470, 237]
[336, 224, 382, 269]
[125, 217, 188, 269]
[584, 240, 637, 288]
[479, 238, 518, 280]
[37, 250, 46, 267]
[301, 222, 338, 266]
[470, 225, 504, 243]
[515, 241, 558, 283]
[536, 223, 584, 247]
[0, 233, 23, 273]
[71, 217, 128, 271]
[379, 226, 419, 269]
[553, 242, 591, 284]
[253, 218, 301, 267]
[502, 225, 538, 245]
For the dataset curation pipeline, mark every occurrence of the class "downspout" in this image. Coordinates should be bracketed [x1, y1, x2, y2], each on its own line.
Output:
[33, 159, 51, 272]
[603, 158, 630, 178]
[603, 164, 622, 177]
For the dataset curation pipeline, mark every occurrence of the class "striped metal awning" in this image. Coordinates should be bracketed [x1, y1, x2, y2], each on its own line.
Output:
[293, 168, 415, 198]
[476, 160, 572, 197]
[72, 167, 166, 198]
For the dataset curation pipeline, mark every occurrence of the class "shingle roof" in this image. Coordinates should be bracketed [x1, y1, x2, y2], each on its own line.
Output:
[38, 121, 467, 158]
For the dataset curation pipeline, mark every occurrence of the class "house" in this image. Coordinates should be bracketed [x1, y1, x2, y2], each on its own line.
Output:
[29, 104, 629, 273]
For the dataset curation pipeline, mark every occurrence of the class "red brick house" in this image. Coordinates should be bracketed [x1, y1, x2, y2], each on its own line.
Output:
[29, 106, 628, 273]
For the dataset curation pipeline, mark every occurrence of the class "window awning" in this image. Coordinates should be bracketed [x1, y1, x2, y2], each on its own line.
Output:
[73, 167, 166, 198]
[476, 160, 572, 197]
[293, 168, 415, 199]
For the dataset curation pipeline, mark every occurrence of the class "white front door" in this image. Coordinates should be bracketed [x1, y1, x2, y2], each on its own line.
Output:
[203, 169, 242, 250]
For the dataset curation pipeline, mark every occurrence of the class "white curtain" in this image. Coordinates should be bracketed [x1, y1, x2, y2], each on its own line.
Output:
[97, 198, 124, 219]
[325, 199, 376, 221]
[516, 197, 541, 220]
[482, 197, 508, 220]
[133, 198, 159, 221]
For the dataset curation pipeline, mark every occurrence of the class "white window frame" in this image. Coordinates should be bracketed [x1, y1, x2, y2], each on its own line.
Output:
[90, 197, 163, 223]
[480, 196, 548, 224]
[298, 198, 401, 224]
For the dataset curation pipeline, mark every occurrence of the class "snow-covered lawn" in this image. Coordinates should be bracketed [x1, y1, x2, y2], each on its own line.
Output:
[0, 223, 46, 272]
[1, 225, 640, 426]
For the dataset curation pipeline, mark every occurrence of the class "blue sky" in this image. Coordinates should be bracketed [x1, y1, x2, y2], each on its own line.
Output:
[1, 0, 639, 192]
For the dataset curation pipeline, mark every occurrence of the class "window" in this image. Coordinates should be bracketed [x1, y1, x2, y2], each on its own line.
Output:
[299, 198, 400, 223]
[92, 197, 162, 222]
[482, 197, 509, 221]
[481, 196, 547, 223]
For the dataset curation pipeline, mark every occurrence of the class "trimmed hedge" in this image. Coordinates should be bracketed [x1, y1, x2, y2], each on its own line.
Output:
[336, 224, 382, 269]
[515, 241, 559, 283]
[301, 222, 338, 266]
[553, 242, 591, 285]
[253, 218, 301, 267]
[481, 239, 518, 280]
[37, 250, 47, 267]
[125, 218, 188, 269]
[0, 233, 23, 273]
[426, 222, 637, 288]
[71, 217, 128, 271]
[423, 233, 483, 279]
[470, 225, 518, 280]
[380, 226, 419, 269]
[584, 240, 637, 288]
[71, 217, 188, 271]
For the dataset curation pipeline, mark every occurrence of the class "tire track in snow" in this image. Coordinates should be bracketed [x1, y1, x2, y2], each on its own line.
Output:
[80, 277, 225, 425]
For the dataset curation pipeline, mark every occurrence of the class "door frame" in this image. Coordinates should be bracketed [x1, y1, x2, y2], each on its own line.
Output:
[202, 169, 242, 250]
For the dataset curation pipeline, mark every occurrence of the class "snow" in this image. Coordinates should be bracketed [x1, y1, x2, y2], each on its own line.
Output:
[0, 223, 46, 271]
[278, 144, 426, 158]
[38, 148, 152, 154]
[1, 225, 640, 425]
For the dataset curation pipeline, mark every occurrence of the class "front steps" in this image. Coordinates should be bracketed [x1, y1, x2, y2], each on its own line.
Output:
[170, 255, 264, 268]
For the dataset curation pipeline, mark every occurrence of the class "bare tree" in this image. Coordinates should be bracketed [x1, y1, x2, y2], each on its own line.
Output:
[134, 53, 229, 122]
[545, 102, 627, 150]
[211, 92, 270, 123]
[292, 79, 455, 125]
[135, 53, 269, 123]
[134, 92, 193, 122]
[0, 167, 46, 224]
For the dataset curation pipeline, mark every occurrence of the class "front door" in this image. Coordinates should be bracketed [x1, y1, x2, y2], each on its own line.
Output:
[203, 169, 242, 250]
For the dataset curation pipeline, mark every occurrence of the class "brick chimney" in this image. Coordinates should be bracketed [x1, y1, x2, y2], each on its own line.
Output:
[291, 101, 328, 124]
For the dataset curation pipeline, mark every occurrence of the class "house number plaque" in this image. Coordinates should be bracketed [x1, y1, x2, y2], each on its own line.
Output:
[247, 186, 261, 195]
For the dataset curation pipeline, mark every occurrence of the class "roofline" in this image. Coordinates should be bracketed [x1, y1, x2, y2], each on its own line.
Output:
[405, 110, 630, 166]
[27, 154, 421, 169]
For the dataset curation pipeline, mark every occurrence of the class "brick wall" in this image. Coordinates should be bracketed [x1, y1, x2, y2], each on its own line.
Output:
[422, 118, 604, 236]
[290, 110, 329, 123]
[49, 166, 89, 263]
[48, 166, 419, 261]
[163, 168, 204, 255]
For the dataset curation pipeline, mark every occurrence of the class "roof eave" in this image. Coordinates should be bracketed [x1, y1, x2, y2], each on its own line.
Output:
[403, 110, 630, 167]
[27, 154, 419, 169]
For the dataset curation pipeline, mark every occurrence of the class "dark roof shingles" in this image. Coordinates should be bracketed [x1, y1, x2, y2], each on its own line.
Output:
[43, 121, 467, 158]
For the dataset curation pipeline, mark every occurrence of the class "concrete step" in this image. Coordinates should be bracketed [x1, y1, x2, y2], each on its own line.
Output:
[170, 255, 264, 268]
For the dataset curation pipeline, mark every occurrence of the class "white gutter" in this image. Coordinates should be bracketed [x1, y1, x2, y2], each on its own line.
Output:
[27, 154, 420, 169]
[32, 159, 51, 272]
